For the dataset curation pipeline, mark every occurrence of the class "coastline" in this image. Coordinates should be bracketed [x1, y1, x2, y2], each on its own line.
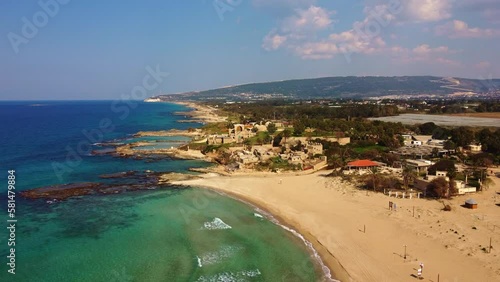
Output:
[173, 171, 500, 282]
[153, 100, 500, 281]
[198, 183, 350, 282]
[169, 100, 228, 123]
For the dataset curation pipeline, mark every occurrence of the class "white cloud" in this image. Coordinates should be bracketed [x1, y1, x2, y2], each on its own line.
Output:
[262, 4, 395, 60]
[281, 5, 333, 31]
[412, 44, 450, 55]
[404, 0, 453, 22]
[367, 0, 453, 23]
[262, 32, 287, 50]
[252, 0, 315, 9]
[435, 20, 500, 38]
[261, 5, 338, 58]
[475, 61, 491, 69]
[391, 44, 460, 66]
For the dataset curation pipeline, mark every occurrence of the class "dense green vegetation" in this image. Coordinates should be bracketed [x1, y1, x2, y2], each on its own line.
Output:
[217, 100, 399, 122]
[416, 122, 500, 156]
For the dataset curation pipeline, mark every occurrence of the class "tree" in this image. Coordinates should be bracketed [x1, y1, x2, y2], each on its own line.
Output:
[443, 140, 457, 152]
[283, 129, 292, 143]
[446, 166, 458, 198]
[418, 122, 438, 135]
[482, 178, 494, 191]
[293, 121, 305, 136]
[369, 166, 380, 192]
[427, 177, 449, 198]
[428, 159, 456, 175]
[267, 123, 277, 134]
[450, 127, 474, 147]
[402, 166, 417, 191]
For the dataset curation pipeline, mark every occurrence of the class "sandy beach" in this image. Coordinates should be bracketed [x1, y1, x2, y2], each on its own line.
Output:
[173, 170, 500, 281]
[171, 101, 228, 123]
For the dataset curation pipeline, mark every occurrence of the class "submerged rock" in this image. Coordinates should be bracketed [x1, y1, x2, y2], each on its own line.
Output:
[20, 183, 105, 200]
[99, 171, 137, 179]
[21, 171, 198, 201]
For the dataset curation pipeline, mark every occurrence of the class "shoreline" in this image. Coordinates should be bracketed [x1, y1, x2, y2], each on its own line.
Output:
[168, 100, 228, 123]
[207, 186, 350, 282]
[149, 100, 500, 281]
[173, 171, 500, 282]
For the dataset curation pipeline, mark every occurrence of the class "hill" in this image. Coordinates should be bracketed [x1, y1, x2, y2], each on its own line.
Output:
[149, 76, 500, 102]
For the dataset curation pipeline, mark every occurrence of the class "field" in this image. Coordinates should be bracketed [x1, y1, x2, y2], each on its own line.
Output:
[446, 112, 500, 119]
[370, 113, 500, 127]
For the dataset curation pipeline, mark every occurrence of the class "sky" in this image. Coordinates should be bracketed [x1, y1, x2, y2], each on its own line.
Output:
[1, 0, 499, 100]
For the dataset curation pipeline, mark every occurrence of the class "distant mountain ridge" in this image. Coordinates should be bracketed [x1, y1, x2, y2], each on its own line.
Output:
[151, 76, 500, 101]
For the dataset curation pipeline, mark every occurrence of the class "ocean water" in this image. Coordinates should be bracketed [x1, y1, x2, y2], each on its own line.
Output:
[0, 101, 322, 281]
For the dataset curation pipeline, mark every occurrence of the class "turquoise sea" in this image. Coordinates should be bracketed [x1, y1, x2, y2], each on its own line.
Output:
[0, 101, 325, 281]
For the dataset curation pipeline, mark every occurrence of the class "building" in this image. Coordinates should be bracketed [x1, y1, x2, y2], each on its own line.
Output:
[411, 140, 422, 146]
[303, 156, 328, 171]
[466, 144, 482, 152]
[208, 134, 230, 145]
[306, 143, 323, 156]
[347, 160, 383, 171]
[253, 147, 275, 162]
[405, 159, 434, 174]
[456, 180, 477, 195]
[465, 199, 478, 209]
[228, 124, 255, 143]
[236, 151, 259, 165]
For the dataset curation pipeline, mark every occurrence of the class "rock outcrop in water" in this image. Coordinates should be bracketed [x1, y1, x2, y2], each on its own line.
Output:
[20, 171, 201, 201]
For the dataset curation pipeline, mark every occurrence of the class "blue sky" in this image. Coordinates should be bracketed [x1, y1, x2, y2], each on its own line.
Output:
[1, 0, 499, 100]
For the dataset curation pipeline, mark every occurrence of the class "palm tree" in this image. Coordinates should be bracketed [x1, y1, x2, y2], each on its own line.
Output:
[446, 166, 458, 198]
[482, 177, 494, 191]
[402, 166, 417, 192]
[283, 129, 291, 143]
[369, 166, 380, 191]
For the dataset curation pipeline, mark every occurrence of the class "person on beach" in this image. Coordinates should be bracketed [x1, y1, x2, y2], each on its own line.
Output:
[417, 267, 422, 279]
[393, 203, 397, 211]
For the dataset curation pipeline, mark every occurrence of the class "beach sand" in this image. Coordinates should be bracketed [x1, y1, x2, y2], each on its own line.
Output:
[172, 101, 227, 123]
[173, 170, 500, 281]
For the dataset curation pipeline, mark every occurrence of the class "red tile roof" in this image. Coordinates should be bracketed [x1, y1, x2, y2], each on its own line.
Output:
[347, 160, 380, 167]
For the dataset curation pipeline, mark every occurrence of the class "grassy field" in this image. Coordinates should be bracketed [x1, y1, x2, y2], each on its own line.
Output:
[352, 145, 388, 153]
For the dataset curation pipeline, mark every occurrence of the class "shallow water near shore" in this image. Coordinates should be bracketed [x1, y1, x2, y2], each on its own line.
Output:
[0, 101, 323, 281]
[1, 189, 319, 281]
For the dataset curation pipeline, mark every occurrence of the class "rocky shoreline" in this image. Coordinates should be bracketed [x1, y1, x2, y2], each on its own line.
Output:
[22, 101, 222, 202]
[20, 171, 201, 201]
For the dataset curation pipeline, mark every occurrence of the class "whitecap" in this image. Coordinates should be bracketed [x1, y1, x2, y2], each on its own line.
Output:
[197, 245, 243, 266]
[253, 213, 263, 219]
[196, 269, 261, 282]
[200, 217, 232, 230]
[196, 256, 202, 268]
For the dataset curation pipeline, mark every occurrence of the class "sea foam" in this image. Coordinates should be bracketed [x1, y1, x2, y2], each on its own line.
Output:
[196, 269, 261, 282]
[200, 217, 232, 230]
[197, 245, 243, 267]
